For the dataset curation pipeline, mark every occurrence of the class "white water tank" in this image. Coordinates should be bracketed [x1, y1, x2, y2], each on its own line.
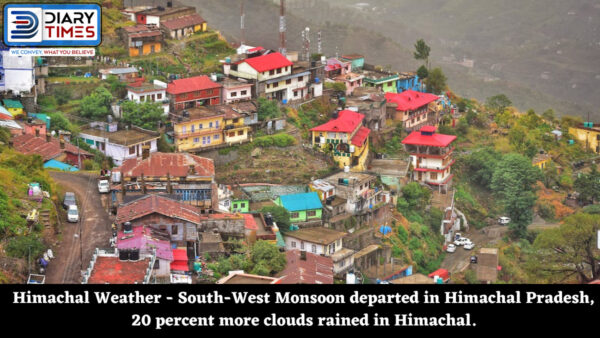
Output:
[112, 171, 121, 183]
[320, 137, 325, 144]
[349, 145, 355, 153]
[344, 166, 350, 173]
[346, 272, 356, 285]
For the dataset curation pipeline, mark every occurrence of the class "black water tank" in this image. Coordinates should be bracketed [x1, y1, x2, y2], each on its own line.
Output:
[129, 248, 140, 261]
[123, 222, 132, 232]
[119, 249, 129, 261]
[264, 213, 273, 226]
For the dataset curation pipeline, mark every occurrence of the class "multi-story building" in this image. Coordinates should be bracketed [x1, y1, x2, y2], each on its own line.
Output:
[385, 90, 440, 131]
[173, 106, 224, 152]
[0, 49, 35, 95]
[323, 171, 384, 215]
[167, 75, 222, 112]
[569, 122, 600, 154]
[126, 81, 169, 114]
[225, 52, 312, 102]
[402, 125, 457, 192]
[310, 110, 370, 171]
[346, 87, 387, 132]
[135, 6, 196, 27]
[120, 25, 163, 57]
[274, 192, 323, 226]
[284, 227, 354, 276]
[362, 65, 400, 94]
[220, 78, 253, 104]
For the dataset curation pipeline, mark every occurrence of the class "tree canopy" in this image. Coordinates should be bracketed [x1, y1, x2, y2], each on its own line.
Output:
[426, 67, 447, 95]
[80, 86, 114, 120]
[486, 94, 512, 115]
[257, 97, 282, 121]
[120, 101, 165, 131]
[413, 39, 431, 69]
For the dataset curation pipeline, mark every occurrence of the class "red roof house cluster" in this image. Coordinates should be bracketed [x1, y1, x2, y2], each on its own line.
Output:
[116, 194, 204, 225]
[385, 90, 439, 111]
[12, 134, 91, 162]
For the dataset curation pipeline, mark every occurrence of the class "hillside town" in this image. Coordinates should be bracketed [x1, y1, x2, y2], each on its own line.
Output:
[0, 0, 599, 285]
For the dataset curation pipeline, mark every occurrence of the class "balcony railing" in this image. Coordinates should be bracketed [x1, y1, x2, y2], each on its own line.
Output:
[175, 127, 223, 139]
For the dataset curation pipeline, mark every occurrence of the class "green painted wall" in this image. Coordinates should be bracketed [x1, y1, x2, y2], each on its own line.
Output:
[231, 199, 250, 213]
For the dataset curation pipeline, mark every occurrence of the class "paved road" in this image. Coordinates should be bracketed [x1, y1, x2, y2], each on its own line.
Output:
[45, 172, 112, 284]
[441, 228, 498, 274]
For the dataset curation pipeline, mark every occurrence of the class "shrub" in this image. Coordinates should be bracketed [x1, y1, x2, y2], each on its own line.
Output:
[5, 235, 45, 259]
[537, 202, 556, 221]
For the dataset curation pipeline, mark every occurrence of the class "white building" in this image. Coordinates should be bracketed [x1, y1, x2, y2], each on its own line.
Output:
[78, 122, 160, 166]
[284, 227, 354, 275]
[0, 50, 35, 94]
[126, 81, 169, 114]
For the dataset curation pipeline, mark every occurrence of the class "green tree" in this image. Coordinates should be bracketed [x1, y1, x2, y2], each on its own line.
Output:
[529, 212, 600, 283]
[120, 101, 165, 131]
[574, 165, 600, 204]
[257, 97, 282, 121]
[413, 39, 431, 69]
[80, 86, 114, 120]
[416, 65, 429, 80]
[491, 153, 541, 238]
[426, 67, 447, 95]
[324, 82, 347, 93]
[260, 206, 291, 230]
[250, 240, 286, 276]
[0, 127, 11, 145]
[542, 109, 556, 123]
[54, 87, 72, 105]
[485, 94, 512, 115]
[463, 148, 502, 188]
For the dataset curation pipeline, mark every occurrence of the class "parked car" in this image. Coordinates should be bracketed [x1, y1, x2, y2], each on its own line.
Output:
[98, 180, 110, 194]
[454, 237, 471, 246]
[464, 241, 475, 250]
[446, 244, 456, 253]
[62, 192, 76, 210]
[67, 205, 79, 223]
[498, 216, 511, 225]
[470, 255, 478, 264]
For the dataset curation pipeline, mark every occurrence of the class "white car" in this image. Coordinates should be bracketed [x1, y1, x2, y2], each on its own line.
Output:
[67, 205, 79, 223]
[446, 244, 456, 253]
[454, 237, 471, 246]
[98, 180, 110, 194]
[464, 242, 475, 250]
[498, 216, 511, 225]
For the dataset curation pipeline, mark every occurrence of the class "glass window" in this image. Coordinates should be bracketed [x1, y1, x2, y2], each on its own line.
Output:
[311, 244, 316, 253]
[291, 241, 296, 248]
[300, 242, 304, 250]
[214, 134, 219, 140]
[241, 90, 247, 95]
[194, 138, 199, 143]
[307, 210, 316, 217]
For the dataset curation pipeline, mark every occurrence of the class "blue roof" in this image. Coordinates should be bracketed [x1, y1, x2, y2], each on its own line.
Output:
[278, 192, 322, 212]
[44, 159, 79, 172]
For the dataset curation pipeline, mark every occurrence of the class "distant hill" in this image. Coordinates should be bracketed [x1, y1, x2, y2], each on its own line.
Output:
[173, 0, 600, 119]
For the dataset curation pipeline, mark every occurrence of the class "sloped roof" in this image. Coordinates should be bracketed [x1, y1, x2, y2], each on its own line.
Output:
[401, 126, 456, 148]
[116, 226, 173, 261]
[12, 134, 90, 161]
[385, 90, 439, 111]
[279, 250, 334, 284]
[2, 99, 23, 109]
[167, 75, 222, 95]
[310, 110, 365, 133]
[285, 227, 346, 245]
[278, 192, 322, 212]
[162, 13, 205, 30]
[116, 152, 215, 178]
[242, 52, 293, 73]
[351, 126, 370, 147]
[116, 194, 203, 225]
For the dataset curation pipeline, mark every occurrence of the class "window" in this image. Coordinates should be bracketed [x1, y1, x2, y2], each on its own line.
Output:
[300, 242, 304, 250]
[294, 91, 299, 97]
[129, 146, 135, 155]
[339, 260, 345, 268]
[240, 202, 245, 208]
[311, 244, 317, 253]
[157, 93, 162, 99]
[229, 132, 235, 137]
[172, 226, 178, 235]
[233, 203, 238, 209]
[209, 122, 213, 128]
[307, 210, 316, 217]
[241, 90, 247, 96]
[199, 123, 203, 129]
[277, 68, 282, 74]
[430, 172, 438, 180]
[182, 126, 187, 134]
[214, 134, 219, 140]
[206, 89, 213, 95]
[231, 91, 237, 97]
[291, 212, 299, 219]
[238, 130, 244, 136]
[291, 241, 296, 248]
[194, 138, 199, 143]
[215, 121, 219, 128]
[191, 125, 195, 133]
[270, 70, 275, 76]
[153, 260, 160, 269]
[286, 79, 292, 85]
[273, 82, 279, 88]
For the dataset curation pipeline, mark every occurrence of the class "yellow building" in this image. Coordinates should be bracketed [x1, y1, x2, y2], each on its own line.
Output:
[569, 123, 600, 154]
[532, 153, 552, 170]
[2, 99, 24, 117]
[121, 25, 163, 58]
[310, 110, 371, 171]
[174, 107, 225, 152]
[213, 105, 252, 145]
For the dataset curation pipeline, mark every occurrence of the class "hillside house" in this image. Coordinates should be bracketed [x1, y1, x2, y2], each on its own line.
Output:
[126, 81, 169, 114]
[2, 99, 24, 117]
[362, 66, 399, 94]
[385, 90, 440, 131]
[532, 152, 552, 170]
[346, 87, 387, 132]
[172, 106, 224, 152]
[569, 123, 600, 154]
[275, 192, 323, 227]
[116, 226, 174, 278]
[99, 67, 139, 82]
[120, 25, 163, 57]
[12, 133, 92, 167]
[402, 126, 457, 192]
[310, 110, 371, 171]
[340, 54, 365, 72]
[161, 14, 207, 39]
[135, 6, 196, 27]
[220, 78, 253, 104]
[397, 72, 423, 92]
[0, 50, 35, 95]
[278, 250, 334, 284]
[167, 75, 222, 112]
[284, 227, 354, 275]
[78, 122, 160, 166]
[323, 171, 385, 216]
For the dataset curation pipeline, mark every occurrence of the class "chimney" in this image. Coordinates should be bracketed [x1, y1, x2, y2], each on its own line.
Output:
[35, 128, 40, 137]
[46, 133, 51, 142]
[59, 139, 65, 149]
[142, 145, 150, 160]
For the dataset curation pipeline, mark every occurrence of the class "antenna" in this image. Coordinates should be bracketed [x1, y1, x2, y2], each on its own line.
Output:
[279, 0, 286, 55]
[303, 27, 311, 61]
[318, 30, 322, 55]
[240, 0, 245, 46]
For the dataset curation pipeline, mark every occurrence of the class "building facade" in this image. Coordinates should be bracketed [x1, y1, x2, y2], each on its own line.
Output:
[167, 75, 222, 112]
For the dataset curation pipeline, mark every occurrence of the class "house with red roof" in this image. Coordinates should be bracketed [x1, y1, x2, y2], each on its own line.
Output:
[385, 90, 440, 130]
[310, 110, 371, 171]
[278, 250, 334, 284]
[161, 13, 207, 39]
[82, 248, 156, 284]
[167, 75, 222, 112]
[402, 125, 456, 191]
[116, 226, 174, 277]
[12, 133, 92, 167]
[225, 52, 311, 102]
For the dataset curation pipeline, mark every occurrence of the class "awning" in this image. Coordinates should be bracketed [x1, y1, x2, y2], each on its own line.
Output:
[170, 261, 189, 272]
[172, 249, 188, 261]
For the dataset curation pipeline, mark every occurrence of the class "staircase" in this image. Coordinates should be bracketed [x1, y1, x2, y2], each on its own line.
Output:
[39, 210, 51, 228]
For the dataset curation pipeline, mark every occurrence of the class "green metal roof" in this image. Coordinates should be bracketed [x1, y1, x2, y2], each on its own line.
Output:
[2, 99, 23, 109]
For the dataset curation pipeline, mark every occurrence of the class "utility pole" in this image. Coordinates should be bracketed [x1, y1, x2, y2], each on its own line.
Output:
[318, 30, 322, 55]
[76, 137, 81, 169]
[279, 0, 286, 55]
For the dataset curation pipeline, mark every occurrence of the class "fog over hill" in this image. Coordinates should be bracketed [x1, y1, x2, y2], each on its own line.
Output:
[174, 0, 600, 118]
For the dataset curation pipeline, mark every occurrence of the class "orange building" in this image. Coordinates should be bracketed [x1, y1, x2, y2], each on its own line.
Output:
[121, 25, 163, 57]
